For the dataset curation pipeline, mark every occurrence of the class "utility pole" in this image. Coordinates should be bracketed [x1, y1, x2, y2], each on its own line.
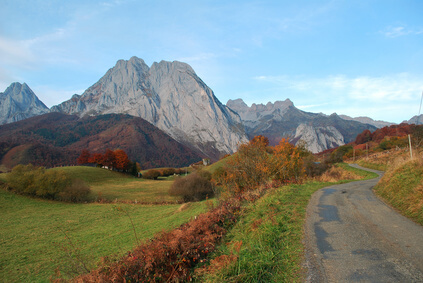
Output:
[353, 147, 355, 163]
[408, 134, 413, 159]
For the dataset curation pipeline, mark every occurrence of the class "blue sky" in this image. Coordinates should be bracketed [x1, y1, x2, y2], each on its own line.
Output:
[1, 0, 423, 123]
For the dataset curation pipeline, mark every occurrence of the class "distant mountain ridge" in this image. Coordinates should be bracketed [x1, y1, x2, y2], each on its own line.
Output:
[339, 115, 394, 128]
[0, 56, 407, 158]
[0, 82, 49, 124]
[51, 57, 248, 159]
[406, 114, 423, 125]
[227, 98, 378, 153]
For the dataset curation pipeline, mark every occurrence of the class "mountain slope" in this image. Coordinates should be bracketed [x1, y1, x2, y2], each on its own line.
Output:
[0, 82, 49, 124]
[0, 112, 201, 169]
[227, 99, 377, 153]
[51, 57, 248, 159]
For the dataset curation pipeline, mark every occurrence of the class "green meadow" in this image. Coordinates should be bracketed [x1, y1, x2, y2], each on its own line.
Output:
[0, 167, 207, 282]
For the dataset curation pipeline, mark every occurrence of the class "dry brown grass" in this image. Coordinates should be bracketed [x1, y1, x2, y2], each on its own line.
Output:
[375, 156, 423, 225]
[316, 165, 364, 183]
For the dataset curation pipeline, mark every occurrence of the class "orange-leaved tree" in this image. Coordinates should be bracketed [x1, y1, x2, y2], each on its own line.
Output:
[114, 149, 130, 171]
[215, 135, 273, 194]
[272, 138, 305, 183]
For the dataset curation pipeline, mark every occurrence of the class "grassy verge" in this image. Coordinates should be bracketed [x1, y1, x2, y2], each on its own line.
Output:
[196, 164, 377, 282]
[0, 189, 207, 282]
[374, 159, 423, 225]
[195, 181, 330, 282]
[356, 160, 387, 171]
[337, 163, 379, 179]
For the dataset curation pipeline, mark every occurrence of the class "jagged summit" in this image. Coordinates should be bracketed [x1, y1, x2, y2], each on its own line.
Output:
[227, 98, 294, 125]
[0, 82, 49, 124]
[226, 98, 376, 153]
[51, 56, 248, 159]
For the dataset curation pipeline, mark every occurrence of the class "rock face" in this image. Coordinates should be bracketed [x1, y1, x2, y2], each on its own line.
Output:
[52, 57, 248, 159]
[0, 82, 49, 125]
[406, 115, 423, 125]
[294, 124, 344, 154]
[227, 99, 377, 153]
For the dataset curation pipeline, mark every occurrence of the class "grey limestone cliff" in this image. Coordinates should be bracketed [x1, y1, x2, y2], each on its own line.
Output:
[227, 98, 375, 153]
[52, 57, 248, 158]
[0, 82, 49, 125]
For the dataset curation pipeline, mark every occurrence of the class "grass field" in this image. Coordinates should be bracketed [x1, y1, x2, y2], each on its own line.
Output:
[51, 166, 181, 203]
[0, 166, 208, 282]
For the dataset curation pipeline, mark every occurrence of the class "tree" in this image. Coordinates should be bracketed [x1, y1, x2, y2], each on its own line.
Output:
[169, 172, 214, 202]
[216, 136, 273, 194]
[102, 149, 116, 169]
[355, 129, 372, 145]
[89, 153, 104, 167]
[272, 138, 305, 183]
[250, 135, 269, 147]
[114, 149, 130, 171]
[77, 149, 91, 165]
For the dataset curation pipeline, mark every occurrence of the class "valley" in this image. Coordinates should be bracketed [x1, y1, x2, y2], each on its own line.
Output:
[0, 56, 422, 282]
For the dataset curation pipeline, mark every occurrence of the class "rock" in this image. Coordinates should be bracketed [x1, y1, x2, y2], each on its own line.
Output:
[52, 57, 248, 159]
[227, 98, 376, 153]
[0, 82, 49, 125]
[294, 123, 345, 153]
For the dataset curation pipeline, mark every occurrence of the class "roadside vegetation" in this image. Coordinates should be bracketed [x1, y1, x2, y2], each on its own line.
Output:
[373, 156, 423, 225]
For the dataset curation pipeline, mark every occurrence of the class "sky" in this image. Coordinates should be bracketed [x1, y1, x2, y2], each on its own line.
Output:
[1, 0, 423, 123]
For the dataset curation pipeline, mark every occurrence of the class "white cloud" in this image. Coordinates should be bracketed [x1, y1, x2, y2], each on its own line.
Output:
[381, 25, 423, 38]
[255, 73, 423, 103]
[253, 73, 423, 122]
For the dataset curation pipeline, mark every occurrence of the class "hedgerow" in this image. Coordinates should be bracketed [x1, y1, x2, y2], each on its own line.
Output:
[6, 164, 91, 202]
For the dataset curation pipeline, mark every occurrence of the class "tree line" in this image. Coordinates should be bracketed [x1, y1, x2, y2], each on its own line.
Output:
[77, 149, 140, 176]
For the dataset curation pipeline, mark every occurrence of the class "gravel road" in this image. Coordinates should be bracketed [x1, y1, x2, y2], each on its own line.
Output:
[303, 164, 423, 282]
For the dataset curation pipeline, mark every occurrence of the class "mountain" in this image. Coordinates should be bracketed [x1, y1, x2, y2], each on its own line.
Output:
[227, 99, 378, 153]
[0, 82, 49, 124]
[0, 112, 202, 170]
[51, 57, 248, 159]
[406, 114, 423, 125]
[339, 115, 394, 128]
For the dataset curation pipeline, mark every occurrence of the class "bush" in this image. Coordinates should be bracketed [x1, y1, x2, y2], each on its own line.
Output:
[169, 172, 214, 202]
[158, 168, 176, 177]
[142, 169, 160, 180]
[6, 164, 91, 202]
[57, 179, 91, 202]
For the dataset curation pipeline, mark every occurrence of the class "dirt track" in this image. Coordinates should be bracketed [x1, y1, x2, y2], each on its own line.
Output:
[303, 164, 423, 282]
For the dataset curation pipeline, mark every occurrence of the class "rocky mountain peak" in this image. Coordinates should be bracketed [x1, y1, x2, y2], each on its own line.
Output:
[51, 57, 248, 159]
[226, 98, 294, 125]
[0, 82, 49, 125]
